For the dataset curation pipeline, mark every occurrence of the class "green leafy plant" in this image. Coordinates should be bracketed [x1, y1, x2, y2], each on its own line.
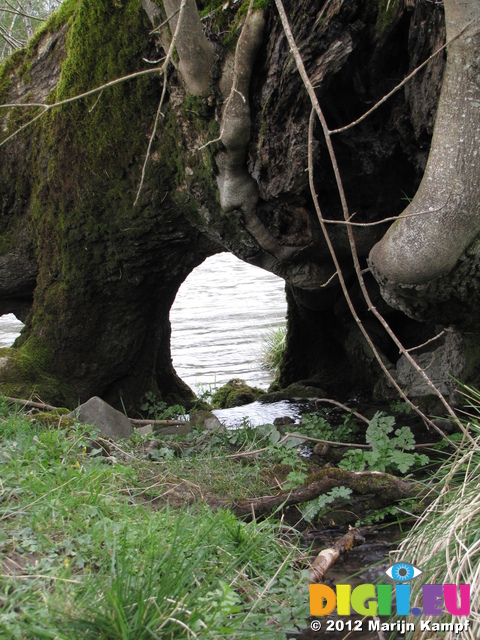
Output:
[339, 411, 429, 474]
[300, 411, 359, 443]
[357, 496, 418, 528]
[140, 391, 187, 420]
[300, 486, 353, 524]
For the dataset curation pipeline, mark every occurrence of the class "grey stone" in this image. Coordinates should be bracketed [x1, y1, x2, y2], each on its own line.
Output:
[68, 396, 134, 439]
[190, 410, 225, 432]
[394, 329, 465, 399]
[135, 424, 153, 437]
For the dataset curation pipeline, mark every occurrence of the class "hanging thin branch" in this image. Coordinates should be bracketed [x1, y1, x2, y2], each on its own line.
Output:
[134, 0, 190, 205]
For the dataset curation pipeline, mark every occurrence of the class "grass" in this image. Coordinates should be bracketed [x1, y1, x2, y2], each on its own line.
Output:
[393, 384, 480, 639]
[260, 324, 286, 375]
[0, 398, 310, 639]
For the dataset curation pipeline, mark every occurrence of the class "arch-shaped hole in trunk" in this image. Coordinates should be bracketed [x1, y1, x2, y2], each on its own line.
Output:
[170, 253, 287, 394]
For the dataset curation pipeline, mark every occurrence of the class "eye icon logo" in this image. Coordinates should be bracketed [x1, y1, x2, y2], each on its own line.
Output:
[386, 562, 422, 583]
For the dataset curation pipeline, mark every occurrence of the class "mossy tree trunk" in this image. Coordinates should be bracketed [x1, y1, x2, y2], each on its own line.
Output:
[0, 0, 478, 411]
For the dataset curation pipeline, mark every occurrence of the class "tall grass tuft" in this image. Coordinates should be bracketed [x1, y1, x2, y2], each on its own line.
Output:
[394, 384, 480, 639]
[260, 323, 286, 375]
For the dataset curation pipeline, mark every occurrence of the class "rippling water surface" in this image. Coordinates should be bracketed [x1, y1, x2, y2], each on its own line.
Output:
[0, 254, 287, 392]
[0, 314, 23, 348]
[170, 253, 287, 392]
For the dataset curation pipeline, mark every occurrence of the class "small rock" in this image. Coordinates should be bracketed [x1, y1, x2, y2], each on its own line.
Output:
[68, 396, 134, 440]
[273, 416, 295, 426]
[135, 424, 154, 437]
[190, 409, 225, 432]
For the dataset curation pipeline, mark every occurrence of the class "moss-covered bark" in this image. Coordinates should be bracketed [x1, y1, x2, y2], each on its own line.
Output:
[0, 0, 221, 409]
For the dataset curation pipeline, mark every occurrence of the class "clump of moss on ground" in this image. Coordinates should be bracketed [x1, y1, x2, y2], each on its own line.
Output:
[211, 378, 265, 408]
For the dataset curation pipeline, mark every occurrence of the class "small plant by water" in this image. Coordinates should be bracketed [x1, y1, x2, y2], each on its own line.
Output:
[260, 323, 286, 374]
[140, 391, 187, 419]
[339, 411, 429, 475]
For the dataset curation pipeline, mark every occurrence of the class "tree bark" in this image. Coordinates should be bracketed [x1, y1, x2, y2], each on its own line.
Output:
[3, 0, 475, 411]
[369, 0, 480, 327]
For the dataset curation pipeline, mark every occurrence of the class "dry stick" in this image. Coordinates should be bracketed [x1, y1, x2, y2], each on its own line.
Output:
[273, 0, 467, 444]
[315, 397, 369, 424]
[2, 4, 46, 21]
[406, 329, 447, 353]
[4, 396, 57, 411]
[321, 186, 454, 227]
[329, 20, 474, 136]
[310, 528, 365, 583]
[224, 430, 437, 459]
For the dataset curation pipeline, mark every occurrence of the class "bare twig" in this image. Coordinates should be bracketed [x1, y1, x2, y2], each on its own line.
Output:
[1, 4, 46, 22]
[406, 330, 447, 353]
[0, 67, 166, 147]
[150, 7, 181, 34]
[315, 398, 369, 424]
[4, 396, 57, 411]
[321, 187, 454, 227]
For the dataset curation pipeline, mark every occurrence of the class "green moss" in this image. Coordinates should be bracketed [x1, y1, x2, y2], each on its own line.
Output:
[0, 347, 74, 407]
[0, 232, 12, 256]
[211, 379, 265, 409]
[375, 0, 401, 35]
[1, 1, 181, 405]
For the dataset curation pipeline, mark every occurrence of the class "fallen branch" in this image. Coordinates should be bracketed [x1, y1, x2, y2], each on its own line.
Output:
[130, 418, 188, 426]
[3, 396, 57, 411]
[230, 467, 418, 519]
[310, 528, 365, 582]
